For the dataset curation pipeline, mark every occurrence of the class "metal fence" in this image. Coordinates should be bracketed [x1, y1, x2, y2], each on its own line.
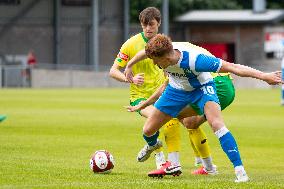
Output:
[0, 65, 29, 88]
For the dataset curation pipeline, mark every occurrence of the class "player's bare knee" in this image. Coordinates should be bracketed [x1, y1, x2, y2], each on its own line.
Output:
[182, 118, 198, 129]
[143, 127, 155, 137]
[208, 119, 224, 131]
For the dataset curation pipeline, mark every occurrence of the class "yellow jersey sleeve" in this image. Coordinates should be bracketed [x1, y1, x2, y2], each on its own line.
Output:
[114, 42, 130, 68]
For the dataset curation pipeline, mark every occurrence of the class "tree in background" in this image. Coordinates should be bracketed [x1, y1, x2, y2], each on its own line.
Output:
[130, 0, 284, 23]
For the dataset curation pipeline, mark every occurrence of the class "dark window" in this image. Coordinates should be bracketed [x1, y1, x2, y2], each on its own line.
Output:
[0, 0, 20, 5]
[61, 0, 91, 6]
[198, 43, 235, 62]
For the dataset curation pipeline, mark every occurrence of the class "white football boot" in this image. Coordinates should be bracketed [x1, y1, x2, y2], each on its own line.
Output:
[137, 140, 163, 162]
[235, 167, 249, 183]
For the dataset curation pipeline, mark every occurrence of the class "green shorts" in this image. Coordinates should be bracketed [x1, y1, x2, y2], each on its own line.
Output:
[191, 75, 235, 115]
[130, 98, 147, 116]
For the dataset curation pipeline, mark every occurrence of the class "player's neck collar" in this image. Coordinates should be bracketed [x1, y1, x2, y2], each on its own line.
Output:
[141, 32, 148, 43]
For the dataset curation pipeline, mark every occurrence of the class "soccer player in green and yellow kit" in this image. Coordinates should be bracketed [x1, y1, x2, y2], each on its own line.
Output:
[109, 7, 216, 177]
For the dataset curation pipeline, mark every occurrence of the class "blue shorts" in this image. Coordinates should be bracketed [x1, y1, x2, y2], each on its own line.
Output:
[154, 83, 220, 117]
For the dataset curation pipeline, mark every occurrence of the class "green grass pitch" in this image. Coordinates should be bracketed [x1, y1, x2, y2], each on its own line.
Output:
[0, 88, 283, 189]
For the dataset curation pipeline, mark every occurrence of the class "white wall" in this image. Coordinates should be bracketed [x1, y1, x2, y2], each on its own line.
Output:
[31, 69, 127, 88]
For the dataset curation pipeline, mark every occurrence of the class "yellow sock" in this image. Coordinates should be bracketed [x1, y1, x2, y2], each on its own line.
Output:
[188, 127, 211, 158]
[188, 130, 200, 157]
[163, 118, 181, 153]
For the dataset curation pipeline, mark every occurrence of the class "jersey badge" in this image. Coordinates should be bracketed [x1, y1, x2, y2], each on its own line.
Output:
[117, 52, 129, 61]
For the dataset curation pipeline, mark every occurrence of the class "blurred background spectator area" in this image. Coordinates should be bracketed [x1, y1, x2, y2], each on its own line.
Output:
[0, 0, 283, 88]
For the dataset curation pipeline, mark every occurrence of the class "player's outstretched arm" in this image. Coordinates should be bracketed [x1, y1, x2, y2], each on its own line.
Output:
[219, 60, 283, 85]
[125, 80, 168, 112]
[124, 50, 148, 82]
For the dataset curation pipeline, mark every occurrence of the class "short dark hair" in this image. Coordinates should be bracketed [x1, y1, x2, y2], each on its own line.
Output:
[145, 34, 173, 59]
[139, 7, 161, 25]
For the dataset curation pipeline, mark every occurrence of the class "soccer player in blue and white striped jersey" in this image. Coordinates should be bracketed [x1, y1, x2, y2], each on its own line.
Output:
[124, 34, 283, 182]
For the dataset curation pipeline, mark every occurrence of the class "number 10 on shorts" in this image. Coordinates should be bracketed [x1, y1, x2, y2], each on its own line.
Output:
[201, 86, 215, 95]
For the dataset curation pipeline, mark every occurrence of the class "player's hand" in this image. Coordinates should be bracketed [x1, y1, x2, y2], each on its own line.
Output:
[124, 66, 134, 83]
[132, 73, 144, 86]
[125, 104, 143, 112]
[262, 71, 284, 85]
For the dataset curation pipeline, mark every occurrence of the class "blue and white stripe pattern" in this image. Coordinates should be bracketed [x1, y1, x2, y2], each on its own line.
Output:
[165, 43, 222, 91]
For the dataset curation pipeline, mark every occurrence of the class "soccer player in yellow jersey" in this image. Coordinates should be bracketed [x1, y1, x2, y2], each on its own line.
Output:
[109, 7, 215, 177]
[109, 7, 179, 169]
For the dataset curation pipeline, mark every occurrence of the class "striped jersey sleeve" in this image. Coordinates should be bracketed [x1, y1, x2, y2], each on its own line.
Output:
[178, 50, 222, 73]
[195, 54, 222, 73]
[175, 42, 230, 78]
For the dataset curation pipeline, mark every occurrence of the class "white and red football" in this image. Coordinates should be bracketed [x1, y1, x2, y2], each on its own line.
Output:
[90, 150, 114, 173]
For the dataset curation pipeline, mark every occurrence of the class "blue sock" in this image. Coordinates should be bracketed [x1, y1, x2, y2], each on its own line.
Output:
[216, 128, 243, 167]
[143, 131, 159, 146]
